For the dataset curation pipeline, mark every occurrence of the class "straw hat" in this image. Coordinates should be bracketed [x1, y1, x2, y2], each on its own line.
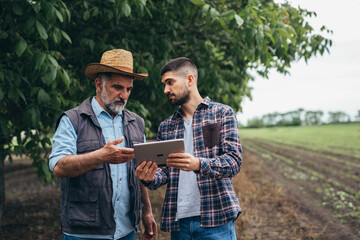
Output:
[84, 49, 148, 80]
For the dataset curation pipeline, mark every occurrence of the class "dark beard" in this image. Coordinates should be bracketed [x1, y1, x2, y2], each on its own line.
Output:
[168, 88, 190, 106]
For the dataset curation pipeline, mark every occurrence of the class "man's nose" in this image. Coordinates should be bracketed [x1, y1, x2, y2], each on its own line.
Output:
[119, 90, 130, 100]
[164, 85, 170, 94]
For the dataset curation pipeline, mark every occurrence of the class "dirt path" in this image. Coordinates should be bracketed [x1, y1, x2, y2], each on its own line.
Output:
[243, 139, 359, 240]
[1, 150, 359, 239]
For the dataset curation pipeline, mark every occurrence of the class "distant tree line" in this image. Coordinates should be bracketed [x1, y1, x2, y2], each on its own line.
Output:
[245, 109, 360, 128]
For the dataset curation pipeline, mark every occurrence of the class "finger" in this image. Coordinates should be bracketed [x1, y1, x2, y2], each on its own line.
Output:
[142, 161, 153, 174]
[148, 163, 158, 175]
[119, 147, 135, 154]
[168, 152, 185, 158]
[136, 161, 146, 171]
[152, 222, 157, 239]
[108, 137, 124, 146]
[135, 161, 149, 177]
[166, 158, 187, 165]
[147, 221, 154, 236]
[137, 161, 147, 169]
[166, 161, 188, 170]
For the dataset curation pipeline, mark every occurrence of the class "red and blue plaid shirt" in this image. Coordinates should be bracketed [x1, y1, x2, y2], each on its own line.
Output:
[146, 97, 242, 232]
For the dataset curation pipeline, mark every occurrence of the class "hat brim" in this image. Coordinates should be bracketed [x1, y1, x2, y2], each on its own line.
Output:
[84, 63, 148, 80]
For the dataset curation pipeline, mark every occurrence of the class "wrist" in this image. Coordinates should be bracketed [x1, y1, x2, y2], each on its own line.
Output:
[195, 157, 201, 171]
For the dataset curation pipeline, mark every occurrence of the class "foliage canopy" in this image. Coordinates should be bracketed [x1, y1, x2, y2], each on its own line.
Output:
[0, 0, 331, 183]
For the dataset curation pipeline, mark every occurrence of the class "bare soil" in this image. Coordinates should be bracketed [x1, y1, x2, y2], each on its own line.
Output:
[1, 148, 359, 239]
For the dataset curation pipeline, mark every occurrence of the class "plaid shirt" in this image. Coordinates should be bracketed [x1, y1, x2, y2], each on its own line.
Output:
[145, 97, 242, 232]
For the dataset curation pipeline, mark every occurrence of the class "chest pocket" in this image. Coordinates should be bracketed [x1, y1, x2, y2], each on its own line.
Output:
[202, 123, 220, 148]
[77, 139, 102, 154]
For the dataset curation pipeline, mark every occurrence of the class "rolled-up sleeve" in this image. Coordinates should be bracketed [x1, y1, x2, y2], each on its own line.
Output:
[49, 115, 77, 172]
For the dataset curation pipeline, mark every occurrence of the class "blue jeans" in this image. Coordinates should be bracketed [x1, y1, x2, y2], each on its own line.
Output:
[171, 216, 236, 240]
[62, 231, 135, 240]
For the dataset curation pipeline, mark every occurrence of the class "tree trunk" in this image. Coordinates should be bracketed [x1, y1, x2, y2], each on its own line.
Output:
[0, 156, 4, 227]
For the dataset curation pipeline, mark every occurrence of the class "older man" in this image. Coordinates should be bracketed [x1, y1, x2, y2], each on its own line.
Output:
[49, 49, 156, 240]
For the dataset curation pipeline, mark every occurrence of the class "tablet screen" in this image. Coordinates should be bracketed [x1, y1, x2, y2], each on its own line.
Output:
[134, 139, 185, 167]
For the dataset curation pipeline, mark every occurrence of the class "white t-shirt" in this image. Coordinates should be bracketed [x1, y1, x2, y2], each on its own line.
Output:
[176, 118, 201, 220]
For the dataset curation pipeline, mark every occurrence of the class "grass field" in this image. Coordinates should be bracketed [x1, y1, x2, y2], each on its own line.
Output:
[240, 123, 360, 158]
[239, 123, 360, 237]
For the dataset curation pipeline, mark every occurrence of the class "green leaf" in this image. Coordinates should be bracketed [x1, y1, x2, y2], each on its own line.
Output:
[265, 32, 275, 44]
[83, 10, 90, 20]
[36, 20, 48, 40]
[55, 9, 64, 22]
[38, 88, 51, 104]
[58, 69, 70, 88]
[15, 37, 27, 57]
[234, 14, 244, 27]
[34, 52, 46, 70]
[190, 0, 205, 6]
[17, 88, 27, 103]
[210, 8, 220, 18]
[48, 55, 59, 68]
[202, 4, 210, 15]
[52, 28, 62, 44]
[0, 89, 3, 100]
[217, 18, 226, 29]
[48, 66, 57, 83]
[123, 3, 131, 17]
[61, 30, 72, 44]
[32, 4, 41, 13]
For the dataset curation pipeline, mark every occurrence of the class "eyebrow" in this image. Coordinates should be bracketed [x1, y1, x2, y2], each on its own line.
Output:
[111, 83, 133, 89]
[162, 78, 174, 85]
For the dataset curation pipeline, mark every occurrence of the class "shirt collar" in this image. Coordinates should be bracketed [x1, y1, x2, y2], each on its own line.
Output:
[172, 96, 211, 120]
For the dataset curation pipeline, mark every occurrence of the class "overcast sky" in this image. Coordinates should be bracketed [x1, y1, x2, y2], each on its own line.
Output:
[237, 0, 360, 125]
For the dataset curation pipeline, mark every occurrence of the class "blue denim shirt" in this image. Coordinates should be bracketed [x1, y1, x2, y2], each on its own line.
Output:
[49, 98, 136, 239]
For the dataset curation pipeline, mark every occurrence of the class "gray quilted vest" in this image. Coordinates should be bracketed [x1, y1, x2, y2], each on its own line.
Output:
[56, 97, 144, 235]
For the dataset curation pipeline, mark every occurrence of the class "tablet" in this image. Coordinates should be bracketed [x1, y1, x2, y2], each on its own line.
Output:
[134, 139, 185, 167]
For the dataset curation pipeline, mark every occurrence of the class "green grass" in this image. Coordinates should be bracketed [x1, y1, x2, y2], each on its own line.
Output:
[239, 123, 360, 159]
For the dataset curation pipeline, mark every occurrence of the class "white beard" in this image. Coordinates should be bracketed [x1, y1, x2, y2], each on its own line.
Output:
[101, 88, 127, 115]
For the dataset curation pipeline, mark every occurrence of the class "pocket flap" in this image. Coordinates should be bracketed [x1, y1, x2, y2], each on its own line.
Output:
[69, 188, 99, 202]
[77, 140, 102, 153]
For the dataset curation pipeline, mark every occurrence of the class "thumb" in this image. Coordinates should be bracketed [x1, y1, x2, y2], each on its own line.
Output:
[110, 137, 124, 146]
[148, 222, 154, 235]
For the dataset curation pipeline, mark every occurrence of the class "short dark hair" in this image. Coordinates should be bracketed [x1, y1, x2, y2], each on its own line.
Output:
[160, 57, 198, 77]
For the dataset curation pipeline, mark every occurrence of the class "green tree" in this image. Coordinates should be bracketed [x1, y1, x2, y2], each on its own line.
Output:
[355, 110, 360, 122]
[262, 112, 280, 127]
[304, 110, 323, 125]
[0, 0, 75, 224]
[328, 111, 350, 123]
[276, 108, 303, 126]
[0, 0, 332, 224]
[247, 117, 265, 128]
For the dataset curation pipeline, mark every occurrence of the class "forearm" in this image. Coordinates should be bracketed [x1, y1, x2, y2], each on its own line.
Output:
[198, 149, 242, 179]
[140, 183, 152, 215]
[53, 149, 103, 178]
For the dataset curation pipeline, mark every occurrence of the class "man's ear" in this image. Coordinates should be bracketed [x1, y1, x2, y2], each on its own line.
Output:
[95, 77, 102, 93]
[187, 74, 195, 87]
